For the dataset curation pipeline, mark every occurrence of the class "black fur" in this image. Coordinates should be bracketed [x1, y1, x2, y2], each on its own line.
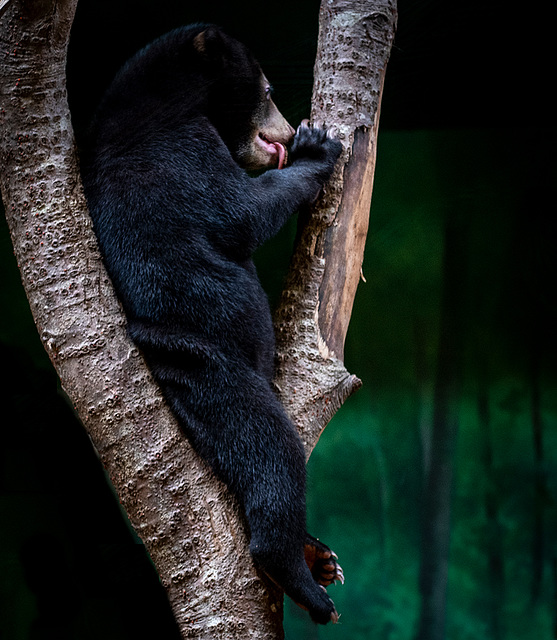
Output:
[80, 24, 342, 624]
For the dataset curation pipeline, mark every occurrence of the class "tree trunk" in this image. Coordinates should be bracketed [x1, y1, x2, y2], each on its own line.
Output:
[415, 210, 466, 640]
[530, 347, 547, 604]
[478, 377, 505, 640]
[414, 316, 433, 482]
[0, 0, 396, 637]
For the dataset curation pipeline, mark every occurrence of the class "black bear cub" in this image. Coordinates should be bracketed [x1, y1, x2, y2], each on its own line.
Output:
[81, 24, 343, 624]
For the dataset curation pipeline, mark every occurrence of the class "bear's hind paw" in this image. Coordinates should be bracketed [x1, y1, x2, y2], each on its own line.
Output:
[304, 534, 345, 587]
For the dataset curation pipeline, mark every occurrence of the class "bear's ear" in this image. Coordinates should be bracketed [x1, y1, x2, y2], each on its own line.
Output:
[192, 26, 227, 64]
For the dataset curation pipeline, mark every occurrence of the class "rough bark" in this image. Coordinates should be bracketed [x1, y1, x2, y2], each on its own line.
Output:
[274, 0, 397, 452]
[0, 0, 396, 637]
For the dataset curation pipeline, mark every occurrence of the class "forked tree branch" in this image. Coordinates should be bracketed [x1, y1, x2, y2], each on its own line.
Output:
[0, 0, 395, 637]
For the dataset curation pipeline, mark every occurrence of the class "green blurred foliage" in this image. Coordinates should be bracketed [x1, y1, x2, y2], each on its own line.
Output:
[282, 129, 557, 639]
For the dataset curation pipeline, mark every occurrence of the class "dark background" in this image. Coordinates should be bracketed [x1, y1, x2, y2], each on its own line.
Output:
[1, 1, 556, 639]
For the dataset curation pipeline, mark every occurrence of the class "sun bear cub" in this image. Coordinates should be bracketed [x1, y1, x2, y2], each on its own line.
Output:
[81, 24, 343, 624]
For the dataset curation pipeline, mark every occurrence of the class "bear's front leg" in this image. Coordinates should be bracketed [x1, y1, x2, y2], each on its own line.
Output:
[238, 124, 342, 249]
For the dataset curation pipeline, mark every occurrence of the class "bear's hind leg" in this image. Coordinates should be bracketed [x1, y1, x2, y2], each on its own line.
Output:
[250, 537, 339, 624]
[162, 364, 340, 624]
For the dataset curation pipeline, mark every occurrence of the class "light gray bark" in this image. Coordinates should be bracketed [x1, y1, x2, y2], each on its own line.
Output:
[274, 0, 397, 452]
[0, 0, 396, 637]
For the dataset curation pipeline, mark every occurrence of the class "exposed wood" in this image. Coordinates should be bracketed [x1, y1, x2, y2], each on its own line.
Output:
[274, 0, 397, 452]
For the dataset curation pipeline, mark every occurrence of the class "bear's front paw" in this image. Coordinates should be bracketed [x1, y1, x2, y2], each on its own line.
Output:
[289, 120, 342, 166]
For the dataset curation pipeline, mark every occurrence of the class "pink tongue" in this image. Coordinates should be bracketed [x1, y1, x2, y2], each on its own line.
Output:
[271, 142, 286, 170]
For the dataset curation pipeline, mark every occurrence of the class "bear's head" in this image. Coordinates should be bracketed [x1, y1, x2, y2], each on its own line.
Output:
[191, 26, 296, 170]
[90, 25, 295, 171]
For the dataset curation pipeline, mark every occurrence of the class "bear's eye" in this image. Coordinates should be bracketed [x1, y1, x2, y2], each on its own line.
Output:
[265, 85, 272, 100]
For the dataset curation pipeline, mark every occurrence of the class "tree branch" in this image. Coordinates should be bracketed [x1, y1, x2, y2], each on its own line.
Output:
[0, 0, 396, 637]
[274, 0, 397, 453]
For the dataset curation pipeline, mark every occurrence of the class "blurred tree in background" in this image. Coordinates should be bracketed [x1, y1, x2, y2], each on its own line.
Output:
[1, 1, 555, 639]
